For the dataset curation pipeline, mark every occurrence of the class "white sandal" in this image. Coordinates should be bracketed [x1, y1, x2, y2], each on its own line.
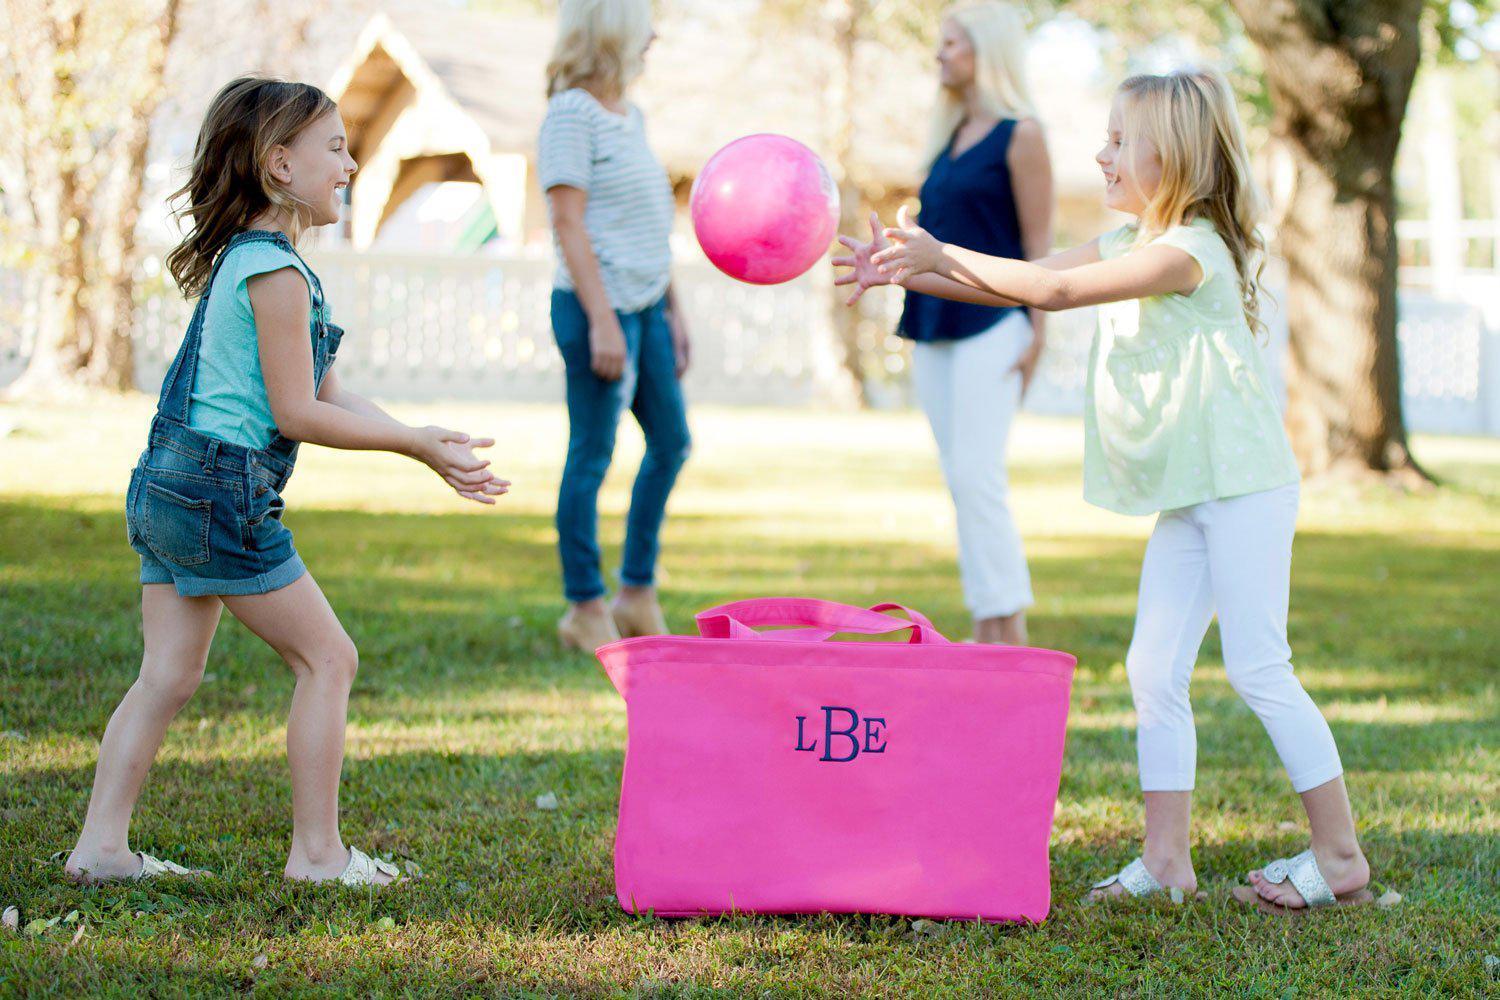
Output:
[1232, 849, 1374, 914]
[56, 850, 212, 884]
[335, 845, 403, 887]
[1087, 857, 1164, 900]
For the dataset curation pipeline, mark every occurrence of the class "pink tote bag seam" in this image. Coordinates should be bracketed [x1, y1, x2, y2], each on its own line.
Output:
[602, 637, 1076, 681]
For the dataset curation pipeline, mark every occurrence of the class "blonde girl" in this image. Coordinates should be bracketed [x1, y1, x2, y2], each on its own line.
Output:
[835, 67, 1371, 911]
[64, 78, 507, 887]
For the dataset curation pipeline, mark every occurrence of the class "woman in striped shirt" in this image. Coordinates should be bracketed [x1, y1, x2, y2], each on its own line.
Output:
[539, 0, 691, 653]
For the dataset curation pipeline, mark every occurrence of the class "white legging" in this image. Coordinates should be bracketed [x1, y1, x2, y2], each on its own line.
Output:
[1127, 482, 1344, 793]
[912, 311, 1034, 619]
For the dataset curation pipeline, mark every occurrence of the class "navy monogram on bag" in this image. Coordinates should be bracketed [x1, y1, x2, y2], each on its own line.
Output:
[794, 707, 887, 762]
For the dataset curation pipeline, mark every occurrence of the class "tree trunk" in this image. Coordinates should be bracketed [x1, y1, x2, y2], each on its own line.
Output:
[7, 7, 87, 398]
[5, 0, 181, 400]
[824, 0, 870, 406]
[1231, 0, 1430, 481]
[90, 0, 183, 390]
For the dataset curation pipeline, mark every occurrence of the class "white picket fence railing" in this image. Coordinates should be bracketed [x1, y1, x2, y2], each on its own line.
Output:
[2, 237, 1496, 435]
[122, 248, 861, 408]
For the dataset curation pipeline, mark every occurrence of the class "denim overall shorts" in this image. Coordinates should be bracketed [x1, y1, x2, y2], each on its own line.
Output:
[125, 230, 343, 597]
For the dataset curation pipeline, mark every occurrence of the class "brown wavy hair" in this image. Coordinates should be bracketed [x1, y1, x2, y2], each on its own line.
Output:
[165, 77, 337, 298]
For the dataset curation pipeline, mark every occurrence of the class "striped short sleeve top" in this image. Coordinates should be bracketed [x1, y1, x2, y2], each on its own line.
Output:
[537, 87, 675, 313]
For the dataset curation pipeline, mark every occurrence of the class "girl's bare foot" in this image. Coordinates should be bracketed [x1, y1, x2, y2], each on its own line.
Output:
[1089, 851, 1198, 900]
[64, 846, 145, 882]
[1248, 844, 1369, 908]
[285, 844, 400, 886]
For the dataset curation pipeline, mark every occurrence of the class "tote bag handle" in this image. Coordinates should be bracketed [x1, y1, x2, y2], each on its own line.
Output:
[695, 598, 950, 645]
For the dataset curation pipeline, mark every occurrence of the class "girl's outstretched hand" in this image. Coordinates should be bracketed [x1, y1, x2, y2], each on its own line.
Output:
[409, 426, 511, 505]
[831, 211, 893, 306]
[873, 205, 946, 284]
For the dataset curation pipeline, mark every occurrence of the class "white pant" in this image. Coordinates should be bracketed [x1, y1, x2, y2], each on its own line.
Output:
[912, 311, 1034, 619]
[1127, 482, 1344, 793]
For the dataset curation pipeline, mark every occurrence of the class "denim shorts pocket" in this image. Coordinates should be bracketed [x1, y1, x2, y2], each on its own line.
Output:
[142, 482, 212, 567]
[241, 485, 286, 550]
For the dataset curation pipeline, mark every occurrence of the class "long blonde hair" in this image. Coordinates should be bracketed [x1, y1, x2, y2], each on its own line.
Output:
[925, 3, 1036, 166]
[165, 77, 336, 297]
[545, 0, 653, 99]
[1118, 68, 1269, 338]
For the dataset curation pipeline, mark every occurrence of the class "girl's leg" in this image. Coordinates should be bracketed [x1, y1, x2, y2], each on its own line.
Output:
[933, 314, 1035, 643]
[619, 300, 691, 603]
[1099, 507, 1215, 895]
[1200, 484, 1367, 903]
[1138, 791, 1195, 892]
[68, 585, 223, 879]
[220, 573, 386, 883]
[1248, 775, 1366, 905]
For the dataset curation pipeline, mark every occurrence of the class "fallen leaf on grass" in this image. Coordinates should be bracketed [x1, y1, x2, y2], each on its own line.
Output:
[67, 924, 85, 948]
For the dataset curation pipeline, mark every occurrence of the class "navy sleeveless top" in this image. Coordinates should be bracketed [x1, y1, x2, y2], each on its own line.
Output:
[898, 118, 1026, 342]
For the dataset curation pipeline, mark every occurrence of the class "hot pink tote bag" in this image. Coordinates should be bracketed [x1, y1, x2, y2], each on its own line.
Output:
[596, 598, 1077, 923]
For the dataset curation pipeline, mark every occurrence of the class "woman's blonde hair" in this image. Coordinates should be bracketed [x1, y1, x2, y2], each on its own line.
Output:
[546, 0, 653, 99]
[1117, 68, 1269, 337]
[165, 77, 336, 297]
[925, 3, 1036, 165]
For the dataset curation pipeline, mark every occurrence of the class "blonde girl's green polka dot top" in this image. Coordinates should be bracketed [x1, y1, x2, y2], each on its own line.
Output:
[1083, 218, 1300, 516]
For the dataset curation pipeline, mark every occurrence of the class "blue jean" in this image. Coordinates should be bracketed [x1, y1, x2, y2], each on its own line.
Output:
[552, 288, 691, 602]
[127, 421, 305, 597]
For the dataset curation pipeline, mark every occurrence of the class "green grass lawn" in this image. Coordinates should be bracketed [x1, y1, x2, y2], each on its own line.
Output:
[2, 395, 1497, 997]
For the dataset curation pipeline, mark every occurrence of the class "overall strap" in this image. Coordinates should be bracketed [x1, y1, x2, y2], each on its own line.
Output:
[285, 243, 326, 315]
[155, 229, 297, 424]
[257, 244, 334, 463]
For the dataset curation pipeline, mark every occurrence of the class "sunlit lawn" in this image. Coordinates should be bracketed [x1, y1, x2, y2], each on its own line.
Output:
[2, 394, 1497, 996]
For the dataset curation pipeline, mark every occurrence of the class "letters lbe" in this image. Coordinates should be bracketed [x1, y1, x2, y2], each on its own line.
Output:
[794, 706, 887, 763]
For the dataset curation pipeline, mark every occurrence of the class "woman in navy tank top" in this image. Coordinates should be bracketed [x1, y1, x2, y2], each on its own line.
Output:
[898, 2, 1054, 645]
